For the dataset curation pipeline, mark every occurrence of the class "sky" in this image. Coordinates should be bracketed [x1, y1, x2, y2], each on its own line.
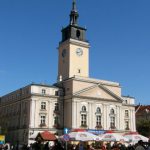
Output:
[0, 0, 150, 105]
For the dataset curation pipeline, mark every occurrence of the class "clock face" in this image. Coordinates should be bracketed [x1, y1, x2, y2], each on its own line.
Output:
[62, 49, 66, 57]
[76, 48, 83, 56]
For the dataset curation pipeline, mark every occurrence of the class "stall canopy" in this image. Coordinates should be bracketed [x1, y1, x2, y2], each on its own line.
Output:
[68, 131, 101, 141]
[123, 132, 148, 144]
[35, 131, 57, 141]
[99, 133, 129, 142]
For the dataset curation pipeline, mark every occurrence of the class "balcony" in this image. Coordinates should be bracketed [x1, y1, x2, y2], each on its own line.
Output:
[53, 124, 60, 129]
[53, 110, 60, 115]
[125, 127, 130, 130]
[95, 125, 103, 129]
[80, 124, 88, 128]
[110, 125, 116, 130]
[39, 123, 46, 127]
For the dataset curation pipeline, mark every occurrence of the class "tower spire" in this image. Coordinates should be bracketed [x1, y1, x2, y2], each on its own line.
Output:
[70, 0, 79, 26]
[72, 0, 77, 12]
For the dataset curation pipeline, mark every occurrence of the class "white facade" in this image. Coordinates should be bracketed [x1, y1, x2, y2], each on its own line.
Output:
[0, 84, 63, 144]
[56, 76, 136, 133]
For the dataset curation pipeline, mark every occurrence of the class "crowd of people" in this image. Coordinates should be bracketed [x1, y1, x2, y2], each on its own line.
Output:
[0, 139, 150, 150]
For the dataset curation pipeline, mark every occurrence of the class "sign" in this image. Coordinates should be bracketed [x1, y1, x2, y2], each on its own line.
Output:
[87, 129, 105, 135]
[64, 128, 69, 134]
[63, 134, 70, 141]
[0, 135, 5, 144]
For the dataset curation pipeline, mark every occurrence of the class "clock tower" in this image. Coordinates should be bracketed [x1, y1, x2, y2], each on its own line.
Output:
[58, 0, 90, 81]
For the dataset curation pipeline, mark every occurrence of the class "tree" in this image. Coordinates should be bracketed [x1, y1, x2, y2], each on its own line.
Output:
[136, 119, 150, 137]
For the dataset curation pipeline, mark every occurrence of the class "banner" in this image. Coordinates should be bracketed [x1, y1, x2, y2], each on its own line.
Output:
[0, 135, 5, 144]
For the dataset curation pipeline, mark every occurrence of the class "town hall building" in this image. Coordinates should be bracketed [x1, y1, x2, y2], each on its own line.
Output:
[0, 0, 136, 145]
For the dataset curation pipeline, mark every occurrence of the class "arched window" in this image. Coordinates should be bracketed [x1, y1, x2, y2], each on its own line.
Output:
[80, 106, 87, 127]
[110, 108, 115, 114]
[95, 107, 102, 129]
[110, 108, 115, 129]
[82, 106, 86, 112]
[96, 107, 101, 113]
[76, 30, 80, 38]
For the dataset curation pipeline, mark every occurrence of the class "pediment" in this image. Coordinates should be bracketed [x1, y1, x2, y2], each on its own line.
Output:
[74, 84, 123, 102]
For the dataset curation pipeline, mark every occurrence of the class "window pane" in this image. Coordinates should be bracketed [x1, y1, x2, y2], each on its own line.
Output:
[55, 103, 59, 111]
[41, 102, 46, 110]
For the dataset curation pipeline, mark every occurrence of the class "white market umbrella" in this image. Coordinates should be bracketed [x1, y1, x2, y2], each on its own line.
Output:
[68, 131, 101, 141]
[123, 133, 148, 144]
[99, 133, 129, 142]
[30, 132, 38, 140]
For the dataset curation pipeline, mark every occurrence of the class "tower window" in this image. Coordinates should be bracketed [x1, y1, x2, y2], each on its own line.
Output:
[76, 30, 80, 38]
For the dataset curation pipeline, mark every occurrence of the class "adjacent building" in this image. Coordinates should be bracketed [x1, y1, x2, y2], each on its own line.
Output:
[135, 105, 150, 121]
[0, 0, 136, 145]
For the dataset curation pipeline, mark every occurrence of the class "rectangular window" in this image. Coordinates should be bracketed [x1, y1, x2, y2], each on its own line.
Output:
[81, 114, 87, 126]
[96, 116, 101, 126]
[125, 110, 129, 117]
[110, 116, 115, 128]
[41, 102, 46, 110]
[40, 115, 46, 125]
[54, 103, 59, 111]
[54, 116, 59, 125]
[125, 121, 129, 130]
[55, 91, 58, 96]
[42, 89, 46, 94]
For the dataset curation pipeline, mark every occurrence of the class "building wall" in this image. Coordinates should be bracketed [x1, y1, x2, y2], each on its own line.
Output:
[62, 76, 136, 133]
[0, 84, 63, 145]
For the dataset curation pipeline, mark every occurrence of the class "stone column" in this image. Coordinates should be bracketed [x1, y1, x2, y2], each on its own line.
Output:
[120, 107, 124, 130]
[72, 99, 77, 129]
[76, 101, 80, 128]
[49, 100, 53, 127]
[116, 105, 120, 130]
[130, 109, 133, 131]
[29, 99, 35, 128]
[133, 109, 136, 131]
[88, 102, 90, 129]
[102, 104, 106, 129]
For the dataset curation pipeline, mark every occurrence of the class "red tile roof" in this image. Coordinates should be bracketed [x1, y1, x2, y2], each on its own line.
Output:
[37, 131, 57, 141]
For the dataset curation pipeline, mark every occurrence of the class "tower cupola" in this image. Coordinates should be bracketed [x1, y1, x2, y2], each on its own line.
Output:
[61, 0, 87, 43]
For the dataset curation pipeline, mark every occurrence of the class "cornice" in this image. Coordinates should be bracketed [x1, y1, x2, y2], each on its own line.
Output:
[59, 38, 90, 48]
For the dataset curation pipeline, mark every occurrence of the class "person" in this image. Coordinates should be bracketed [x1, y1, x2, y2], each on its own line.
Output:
[135, 140, 146, 150]
[78, 143, 84, 150]
[106, 142, 111, 150]
[51, 140, 64, 150]
[87, 145, 95, 150]
[101, 142, 107, 150]
[44, 142, 49, 150]
[111, 142, 119, 150]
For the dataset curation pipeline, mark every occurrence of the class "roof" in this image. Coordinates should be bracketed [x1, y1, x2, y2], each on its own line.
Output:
[36, 131, 57, 141]
[135, 105, 150, 114]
